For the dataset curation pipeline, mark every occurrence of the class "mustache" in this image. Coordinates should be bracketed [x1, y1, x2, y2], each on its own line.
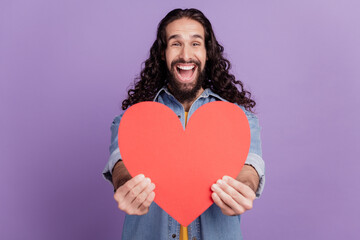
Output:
[171, 59, 201, 69]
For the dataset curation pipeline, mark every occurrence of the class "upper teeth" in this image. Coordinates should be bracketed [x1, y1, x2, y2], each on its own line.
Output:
[177, 65, 194, 70]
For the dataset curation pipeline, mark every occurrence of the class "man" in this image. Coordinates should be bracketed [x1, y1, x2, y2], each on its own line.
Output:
[103, 8, 265, 240]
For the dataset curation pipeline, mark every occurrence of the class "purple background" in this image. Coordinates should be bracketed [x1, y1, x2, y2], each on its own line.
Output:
[1, 0, 359, 239]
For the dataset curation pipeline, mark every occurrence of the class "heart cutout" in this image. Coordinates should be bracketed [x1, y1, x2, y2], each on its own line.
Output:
[118, 101, 250, 226]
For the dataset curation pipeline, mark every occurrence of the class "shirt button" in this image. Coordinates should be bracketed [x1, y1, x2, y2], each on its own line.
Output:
[177, 115, 181, 118]
[192, 237, 197, 240]
[172, 234, 176, 238]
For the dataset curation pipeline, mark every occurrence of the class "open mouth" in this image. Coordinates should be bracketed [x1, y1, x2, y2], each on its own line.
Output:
[175, 64, 197, 83]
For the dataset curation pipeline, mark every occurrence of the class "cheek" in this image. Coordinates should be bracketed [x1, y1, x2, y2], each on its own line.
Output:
[167, 61, 173, 71]
[197, 48, 206, 59]
[165, 50, 175, 69]
[164, 58, 171, 70]
[199, 50, 207, 69]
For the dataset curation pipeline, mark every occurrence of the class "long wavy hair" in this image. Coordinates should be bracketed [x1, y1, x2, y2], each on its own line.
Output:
[122, 8, 256, 111]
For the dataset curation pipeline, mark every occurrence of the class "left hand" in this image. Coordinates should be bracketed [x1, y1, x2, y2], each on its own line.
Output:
[211, 175, 256, 216]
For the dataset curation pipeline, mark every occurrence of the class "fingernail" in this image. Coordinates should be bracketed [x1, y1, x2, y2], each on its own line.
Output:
[138, 174, 145, 179]
[151, 183, 155, 189]
[217, 179, 223, 185]
[211, 184, 217, 190]
[223, 176, 230, 181]
[145, 178, 151, 183]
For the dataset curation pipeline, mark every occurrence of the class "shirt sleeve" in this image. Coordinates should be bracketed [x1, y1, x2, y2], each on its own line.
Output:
[102, 114, 123, 183]
[243, 110, 266, 198]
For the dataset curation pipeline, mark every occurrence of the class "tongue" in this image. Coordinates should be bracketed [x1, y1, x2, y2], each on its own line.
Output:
[179, 69, 193, 79]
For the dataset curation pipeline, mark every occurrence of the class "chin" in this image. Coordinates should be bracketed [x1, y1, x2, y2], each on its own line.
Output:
[167, 65, 205, 103]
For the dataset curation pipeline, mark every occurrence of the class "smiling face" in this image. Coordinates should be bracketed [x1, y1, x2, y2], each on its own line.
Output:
[164, 18, 207, 103]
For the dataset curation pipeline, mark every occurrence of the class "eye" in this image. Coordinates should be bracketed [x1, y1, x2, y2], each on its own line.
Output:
[171, 42, 181, 46]
[192, 42, 201, 47]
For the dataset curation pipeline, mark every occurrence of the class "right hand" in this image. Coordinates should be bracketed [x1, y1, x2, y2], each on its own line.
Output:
[114, 174, 156, 215]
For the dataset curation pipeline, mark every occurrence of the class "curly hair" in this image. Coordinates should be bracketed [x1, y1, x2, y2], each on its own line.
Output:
[122, 8, 256, 111]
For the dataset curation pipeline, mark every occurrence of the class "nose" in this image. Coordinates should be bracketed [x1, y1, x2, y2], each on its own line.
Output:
[179, 44, 192, 61]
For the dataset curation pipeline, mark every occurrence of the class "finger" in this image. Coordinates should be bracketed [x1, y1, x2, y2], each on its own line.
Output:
[216, 179, 244, 203]
[217, 179, 248, 207]
[115, 174, 145, 201]
[130, 182, 156, 209]
[114, 175, 147, 212]
[211, 181, 245, 214]
[124, 177, 151, 204]
[221, 177, 254, 210]
[118, 177, 151, 215]
[138, 191, 156, 213]
[223, 176, 256, 200]
[211, 181, 238, 208]
[211, 192, 235, 216]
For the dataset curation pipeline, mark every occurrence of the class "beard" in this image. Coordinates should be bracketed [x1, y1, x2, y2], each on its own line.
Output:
[167, 59, 206, 103]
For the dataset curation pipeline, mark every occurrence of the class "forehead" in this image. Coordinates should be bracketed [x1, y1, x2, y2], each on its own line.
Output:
[165, 18, 205, 41]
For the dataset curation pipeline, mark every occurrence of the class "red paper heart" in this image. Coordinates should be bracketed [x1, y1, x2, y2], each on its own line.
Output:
[118, 101, 250, 226]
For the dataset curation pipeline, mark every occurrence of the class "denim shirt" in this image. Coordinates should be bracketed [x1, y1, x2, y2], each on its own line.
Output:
[103, 87, 265, 240]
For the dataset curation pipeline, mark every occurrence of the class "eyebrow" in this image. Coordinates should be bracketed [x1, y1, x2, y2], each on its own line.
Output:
[168, 34, 204, 41]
